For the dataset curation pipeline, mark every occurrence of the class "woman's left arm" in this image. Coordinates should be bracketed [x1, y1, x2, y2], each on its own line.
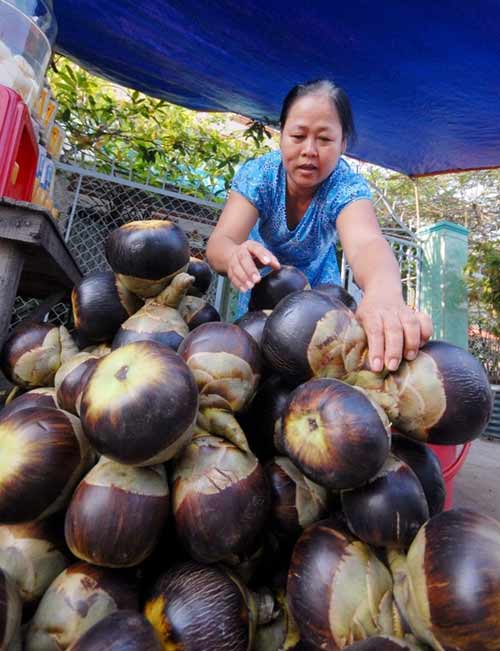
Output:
[336, 199, 433, 373]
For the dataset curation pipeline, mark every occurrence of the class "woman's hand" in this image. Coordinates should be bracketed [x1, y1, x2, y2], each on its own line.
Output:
[336, 202, 433, 372]
[206, 191, 281, 291]
[355, 291, 433, 373]
[227, 241, 280, 293]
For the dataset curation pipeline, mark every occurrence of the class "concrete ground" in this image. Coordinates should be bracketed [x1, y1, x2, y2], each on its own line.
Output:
[453, 436, 500, 520]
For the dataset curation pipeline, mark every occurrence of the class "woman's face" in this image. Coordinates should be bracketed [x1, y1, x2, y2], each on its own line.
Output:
[280, 94, 345, 193]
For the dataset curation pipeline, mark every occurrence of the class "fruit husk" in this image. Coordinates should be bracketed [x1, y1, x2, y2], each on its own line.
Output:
[144, 561, 257, 651]
[25, 561, 138, 651]
[341, 454, 429, 549]
[280, 378, 390, 489]
[80, 340, 199, 465]
[66, 610, 162, 651]
[65, 458, 169, 568]
[288, 518, 403, 649]
[389, 509, 500, 651]
[172, 434, 270, 564]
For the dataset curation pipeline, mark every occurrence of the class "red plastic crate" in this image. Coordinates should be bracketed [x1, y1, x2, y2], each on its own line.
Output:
[0, 85, 38, 201]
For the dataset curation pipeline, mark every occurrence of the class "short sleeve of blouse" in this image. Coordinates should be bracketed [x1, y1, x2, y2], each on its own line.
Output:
[231, 153, 277, 213]
[326, 161, 372, 226]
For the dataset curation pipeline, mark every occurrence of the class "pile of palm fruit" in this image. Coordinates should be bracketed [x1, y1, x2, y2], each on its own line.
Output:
[0, 218, 496, 651]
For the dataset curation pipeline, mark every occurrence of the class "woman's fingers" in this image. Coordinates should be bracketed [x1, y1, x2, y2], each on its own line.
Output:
[399, 306, 422, 362]
[383, 311, 405, 371]
[358, 301, 434, 372]
[229, 257, 251, 292]
[360, 312, 385, 372]
[229, 242, 280, 292]
[246, 242, 281, 271]
[417, 311, 434, 345]
[237, 248, 261, 289]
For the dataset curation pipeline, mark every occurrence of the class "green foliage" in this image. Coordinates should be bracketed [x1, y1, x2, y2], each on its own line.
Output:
[48, 56, 276, 200]
[360, 162, 500, 339]
[465, 241, 500, 336]
[361, 164, 500, 238]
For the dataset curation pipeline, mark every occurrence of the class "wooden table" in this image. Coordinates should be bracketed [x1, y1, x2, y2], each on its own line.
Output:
[0, 198, 82, 348]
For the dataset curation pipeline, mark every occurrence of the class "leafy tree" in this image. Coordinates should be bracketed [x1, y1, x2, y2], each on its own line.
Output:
[48, 55, 276, 200]
[465, 242, 500, 333]
[359, 163, 500, 237]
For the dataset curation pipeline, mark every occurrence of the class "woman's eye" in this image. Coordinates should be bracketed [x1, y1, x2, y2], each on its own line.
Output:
[291, 134, 304, 140]
[319, 137, 332, 142]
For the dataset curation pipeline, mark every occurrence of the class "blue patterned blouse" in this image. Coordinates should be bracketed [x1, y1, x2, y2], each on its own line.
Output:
[231, 150, 372, 314]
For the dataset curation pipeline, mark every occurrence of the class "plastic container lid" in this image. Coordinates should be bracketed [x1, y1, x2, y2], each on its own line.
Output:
[4, 0, 57, 45]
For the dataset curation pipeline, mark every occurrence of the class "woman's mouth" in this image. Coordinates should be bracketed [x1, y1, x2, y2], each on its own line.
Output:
[297, 164, 317, 172]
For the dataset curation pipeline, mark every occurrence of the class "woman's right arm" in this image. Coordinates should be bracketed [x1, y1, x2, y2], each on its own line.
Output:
[206, 191, 280, 292]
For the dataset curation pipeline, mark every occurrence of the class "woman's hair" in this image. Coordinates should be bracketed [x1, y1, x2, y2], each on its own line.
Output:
[279, 80, 356, 145]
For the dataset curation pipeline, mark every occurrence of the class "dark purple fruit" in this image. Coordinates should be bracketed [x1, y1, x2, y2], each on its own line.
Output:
[249, 265, 309, 312]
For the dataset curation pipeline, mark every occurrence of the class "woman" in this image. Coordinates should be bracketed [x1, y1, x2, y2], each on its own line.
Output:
[206, 80, 432, 373]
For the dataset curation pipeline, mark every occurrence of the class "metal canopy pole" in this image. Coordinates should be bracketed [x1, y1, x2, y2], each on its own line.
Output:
[412, 177, 421, 232]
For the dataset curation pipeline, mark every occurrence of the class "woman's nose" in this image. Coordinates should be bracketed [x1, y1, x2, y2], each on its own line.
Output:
[302, 138, 318, 155]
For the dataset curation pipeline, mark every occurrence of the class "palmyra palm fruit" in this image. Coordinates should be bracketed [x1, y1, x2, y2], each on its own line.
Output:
[112, 272, 192, 351]
[54, 352, 99, 416]
[0, 517, 69, 603]
[71, 271, 141, 344]
[263, 290, 493, 445]
[178, 295, 221, 330]
[278, 378, 391, 489]
[341, 453, 429, 549]
[288, 518, 402, 649]
[186, 257, 213, 296]
[391, 434, 445, 517]
[1, 322, 78, 389]
[172, 434, 270, 563]
[389, 509, 500, 651]
[249, 265, 309, 311]
[0, 407, 93, 523]
[145, 562, 266, 651]
[80, 340, 199, 465]
[65, 457, 169, 567]
[266, 456, 329, 537]
[178, 322, 261, 451]
[25, 562, 138, 651]
[105, 219, 190, 298]
[66, 610, 162, 651]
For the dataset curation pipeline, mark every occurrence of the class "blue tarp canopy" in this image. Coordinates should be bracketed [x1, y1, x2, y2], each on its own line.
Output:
[55, 1, 500, 177]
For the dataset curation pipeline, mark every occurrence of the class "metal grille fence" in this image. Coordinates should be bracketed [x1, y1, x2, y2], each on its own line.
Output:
[10, 161, 422, 329]
[57, 162, 221, 276]
[342, 177, 422, 308]
[342, 234, 421, 309]
[469, 328, 500, 384]
[10, 162, 224, 330]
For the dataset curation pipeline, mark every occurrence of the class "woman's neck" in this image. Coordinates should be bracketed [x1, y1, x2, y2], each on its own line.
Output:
[286, 174, 317, 202]
[285, 175, 317, 229]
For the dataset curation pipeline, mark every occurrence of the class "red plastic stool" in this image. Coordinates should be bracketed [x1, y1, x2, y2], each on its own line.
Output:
[0, 85, 38, 201]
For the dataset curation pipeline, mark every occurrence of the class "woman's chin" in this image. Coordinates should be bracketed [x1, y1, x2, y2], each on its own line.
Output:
[292, 172, 318, 187]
